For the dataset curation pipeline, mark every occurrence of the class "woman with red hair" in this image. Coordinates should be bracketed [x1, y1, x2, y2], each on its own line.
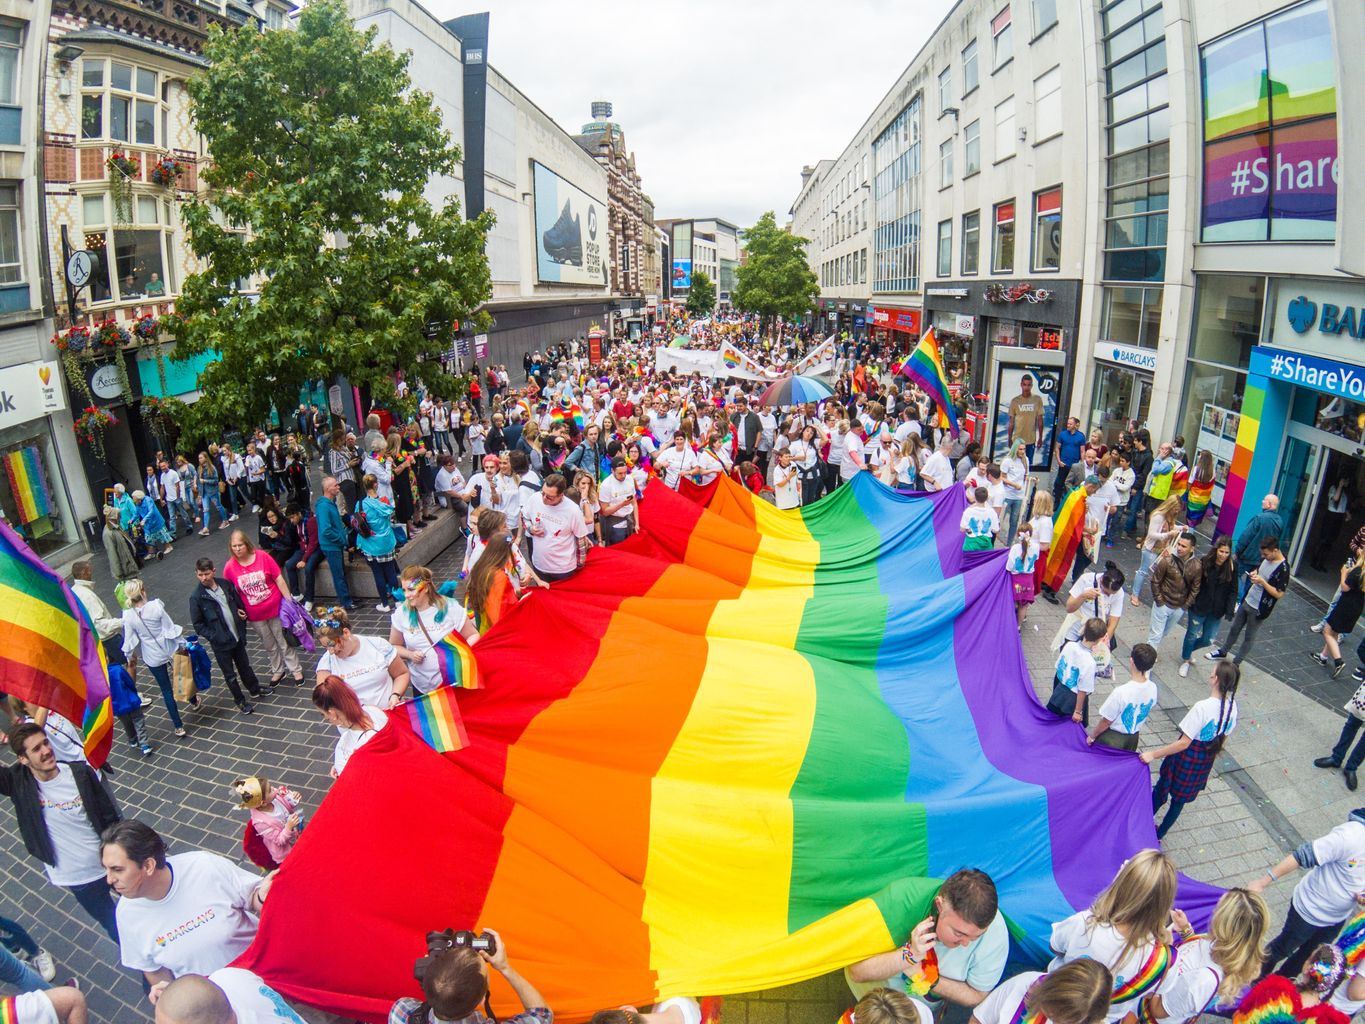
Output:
[311, 675, 388, 778]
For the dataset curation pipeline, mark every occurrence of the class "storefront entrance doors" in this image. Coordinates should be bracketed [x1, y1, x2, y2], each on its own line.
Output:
[1274, 424, 1364, 601]
[1090, 364, 1153, 447]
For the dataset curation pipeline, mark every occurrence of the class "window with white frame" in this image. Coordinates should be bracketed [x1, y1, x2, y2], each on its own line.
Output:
[994, 96, 1016, 160]
[1033, 0, 1057, 35]
[962, 211, 980, 275]
[992, 6, 1013, 69]
[938, 67, 952, 114]
[81, 190, 175, 303]
[964, 120, 981, 175]
[264, 4, 285, 29]
[1034, 67, 1062, 140]
[0, 184, 20, 283]
[939, 139, 953, 188]
[81, 59, 158, 146]
[0, 25, 21, 107]
[962, 39, 979, 93]
[1032, 187, 1061, 271]
[936, 220, 952, 278]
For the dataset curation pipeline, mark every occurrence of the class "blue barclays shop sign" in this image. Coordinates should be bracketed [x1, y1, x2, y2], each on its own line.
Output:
[1285, 294, 1365, 339]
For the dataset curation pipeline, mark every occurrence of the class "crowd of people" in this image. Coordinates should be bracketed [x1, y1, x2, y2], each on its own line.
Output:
[0, 313, 1358, 1024]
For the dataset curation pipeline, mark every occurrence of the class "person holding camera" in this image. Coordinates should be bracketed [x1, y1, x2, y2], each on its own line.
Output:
[390, 928, 550, 1024]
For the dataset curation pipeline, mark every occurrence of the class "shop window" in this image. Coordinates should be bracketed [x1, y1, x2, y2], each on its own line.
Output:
[939, 139, 953, 188]
[1032, 187, 1061, 271]
[1178, 360, 1247, 480]
[0, 427, 74, 557]
[962, 211, 980, 275]
[938, 67, 952, 114]
[963, 39, 979, 94]
[992, 201, 1015, 274]
[994, 96, 1015, 160]
[1309, 393, 1365, 445]
[964, 120, 981, 175]
[1099, 285, 1163, 348]
[1034, 67, 1061, 140]
[992, 6, 1013, 69]
[1189, 275, 1263, 369]
[1032, 0, 1057, 35]
[937, 219, 952, 278]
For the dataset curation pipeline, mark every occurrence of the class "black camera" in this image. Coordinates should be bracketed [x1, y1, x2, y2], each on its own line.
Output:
[414, 929, 496, 981]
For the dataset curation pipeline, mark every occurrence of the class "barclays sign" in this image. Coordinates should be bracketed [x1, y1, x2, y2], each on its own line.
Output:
[1285, 294, 1365, 339]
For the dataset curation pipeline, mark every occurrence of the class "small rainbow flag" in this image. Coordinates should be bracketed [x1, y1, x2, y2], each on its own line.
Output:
[431, 630, 481, 690]
[1042, 485, 1087, 593]
[0, 519, 113, 766]
[1336, 906, 1365, 968]
[897, 328, 959, 437]
[400, 685, 469, 754]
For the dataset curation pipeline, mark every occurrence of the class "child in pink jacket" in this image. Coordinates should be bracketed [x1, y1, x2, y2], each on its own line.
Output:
[230, 775, 304, 867]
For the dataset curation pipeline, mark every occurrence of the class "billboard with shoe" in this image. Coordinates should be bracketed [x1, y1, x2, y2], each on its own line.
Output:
[533, 161, 607, 287]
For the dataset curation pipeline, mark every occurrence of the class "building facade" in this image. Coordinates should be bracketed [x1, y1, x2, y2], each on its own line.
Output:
[354, 0, 614, 371]
[790, 0, 1358, 572]
[656, 216, 740, 312]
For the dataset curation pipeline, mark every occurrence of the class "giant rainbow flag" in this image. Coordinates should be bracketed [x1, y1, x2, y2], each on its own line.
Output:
[0, 520, 113, 765]
[238, 475, 1219, 1022]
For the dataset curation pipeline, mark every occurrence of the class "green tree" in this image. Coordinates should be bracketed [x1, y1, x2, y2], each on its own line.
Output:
[685, 270, 716, 317]
[171, 0, 494, 435]
[733, 211, 820, 336]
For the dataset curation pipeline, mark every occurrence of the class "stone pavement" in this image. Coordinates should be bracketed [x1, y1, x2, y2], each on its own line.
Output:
[4, 486, 1362, 1023]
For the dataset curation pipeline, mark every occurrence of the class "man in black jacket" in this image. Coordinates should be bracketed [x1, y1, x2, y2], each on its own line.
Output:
[729, 396, 762, 464]
[189, 558, 268, 714]
[0, 723, 121, 942]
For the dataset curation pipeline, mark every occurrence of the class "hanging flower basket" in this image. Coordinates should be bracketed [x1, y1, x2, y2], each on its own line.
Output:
[133, 314, 160, 343]
[73, 406, 117, 459]
[148, 156, 185, 188]
[94, 318, 132, 349]
[53, 325, 90, 353]
[107, 150, 141, 224]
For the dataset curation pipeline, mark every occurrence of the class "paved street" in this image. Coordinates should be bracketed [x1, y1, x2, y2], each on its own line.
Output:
[4, 486, 1361, 1022]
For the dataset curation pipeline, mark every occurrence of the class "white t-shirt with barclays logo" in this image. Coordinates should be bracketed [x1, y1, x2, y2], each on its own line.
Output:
[116, 851, 261, 977]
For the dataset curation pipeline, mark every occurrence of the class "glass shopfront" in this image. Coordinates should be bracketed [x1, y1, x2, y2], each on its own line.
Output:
[0, 420, 79, 558]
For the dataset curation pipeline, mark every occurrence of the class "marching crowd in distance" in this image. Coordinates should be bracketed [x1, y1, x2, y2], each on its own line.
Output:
[1, 316, 1363, 1023]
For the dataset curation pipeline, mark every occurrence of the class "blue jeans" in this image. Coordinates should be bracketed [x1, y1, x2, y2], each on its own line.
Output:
[1181, 611, 1224, 661]
[200, 492, 229, 527]
[1148, 603, 1184, 647]
[0, 940, 46, 992]
[1124, 491, 1143, 536]
[168, 498, 194, 532]
[145, 662, 184, 730]
[1001, 498, 1024, 547]
[67, 878, 119, 945]
[1132, 548, 1159, 601]
[0, 917, 37, 959]
[321, 549, 352, 608]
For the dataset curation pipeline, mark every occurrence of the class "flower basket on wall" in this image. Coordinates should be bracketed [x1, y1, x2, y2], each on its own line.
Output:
[106, 150, 141, 224]
[148, 157, 185, 189]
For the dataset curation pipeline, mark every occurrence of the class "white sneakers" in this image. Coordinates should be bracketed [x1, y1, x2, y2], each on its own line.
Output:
[30, 948, 55, 982]
[1179, 661, 1191, 677]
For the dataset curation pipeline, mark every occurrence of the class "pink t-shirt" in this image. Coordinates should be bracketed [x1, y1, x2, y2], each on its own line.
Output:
[224, 551, 283, 621]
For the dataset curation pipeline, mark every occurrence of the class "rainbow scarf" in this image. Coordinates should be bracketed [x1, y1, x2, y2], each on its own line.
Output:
[1336, 906, 1365, 968]
[1187, 477, 1214, 526]
[430, 630, 481, 690]
[400, 685, 469, 753]
[1112, 943, 1172, 1003]
[0, 520, 113, 766]
[897, 328, 959, 436]
[238, 475, 1223, 1021]
[3, 447, 52, 524]
[551, 401, 585, 432]
[1042, 486, 1087, 593]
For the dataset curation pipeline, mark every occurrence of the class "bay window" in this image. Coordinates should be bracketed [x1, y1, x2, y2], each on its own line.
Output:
[80, 59, 159, 146]
[81, 190, 174, 304]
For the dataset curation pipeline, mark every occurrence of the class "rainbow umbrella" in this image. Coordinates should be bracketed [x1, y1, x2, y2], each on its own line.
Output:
[756, 374, 834, 407]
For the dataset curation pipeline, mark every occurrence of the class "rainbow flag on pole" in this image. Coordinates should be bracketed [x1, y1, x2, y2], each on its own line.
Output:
[399, 685, 469, 754]
[241, 476, 1221, 1023]
[0, 519, 113, 766]
[1042, 486, 1088, 593]
[897, 328, 959, 436]
[431, 630, 481, 690]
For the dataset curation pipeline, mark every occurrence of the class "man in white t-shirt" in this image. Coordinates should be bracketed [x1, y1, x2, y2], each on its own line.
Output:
[0, 725, 121, 944]
[840, 427, 866, 483]
[1250, 808, 1365, 979]
[153, 968, 305, 1023]
[920, 437, 955, 492]
[599, 458, 637, 546]
[104, 821, 272, 999]
[159, 459, 194, 536]
[847, 869, 1008, 1009]
[521, 473, 590, 582]
[433, 455, 467, 515]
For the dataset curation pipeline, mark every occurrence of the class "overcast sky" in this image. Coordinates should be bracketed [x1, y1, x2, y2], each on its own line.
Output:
[421, 0, 959, 230]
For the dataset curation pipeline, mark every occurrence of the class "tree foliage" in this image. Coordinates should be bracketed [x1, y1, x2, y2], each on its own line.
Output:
[172, 0, 494, 435]
[732, 211, 819, 332]
[685, 270, 716, 317]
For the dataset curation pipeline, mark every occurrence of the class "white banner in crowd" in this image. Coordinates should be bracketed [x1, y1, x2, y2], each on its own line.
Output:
[652, 335, 837, 382]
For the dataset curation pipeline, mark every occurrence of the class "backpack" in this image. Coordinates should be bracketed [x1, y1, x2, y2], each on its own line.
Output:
[351, 509, 373, 538]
